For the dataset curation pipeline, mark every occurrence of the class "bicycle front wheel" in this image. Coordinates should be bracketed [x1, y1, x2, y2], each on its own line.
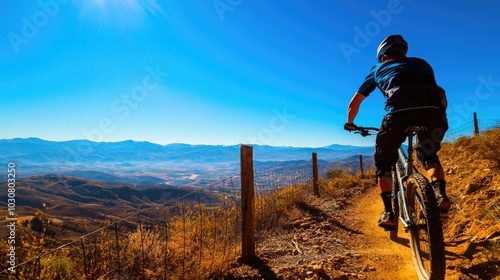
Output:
[406, 173, 446, 280]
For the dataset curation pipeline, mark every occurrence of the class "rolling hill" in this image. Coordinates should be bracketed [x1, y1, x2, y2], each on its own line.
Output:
[0, 138, 375, 186]
[0, 174, 206, 216]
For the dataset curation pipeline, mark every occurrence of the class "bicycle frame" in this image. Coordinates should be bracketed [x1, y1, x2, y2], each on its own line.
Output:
[393, 129, 418, 230]
[354, 126, 420, 230]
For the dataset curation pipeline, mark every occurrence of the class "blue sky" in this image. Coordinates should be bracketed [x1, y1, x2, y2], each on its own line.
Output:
[1, 0, 499, 147]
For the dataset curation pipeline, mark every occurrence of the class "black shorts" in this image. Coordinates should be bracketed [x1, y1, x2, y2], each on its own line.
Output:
[374, 108, 448, 178]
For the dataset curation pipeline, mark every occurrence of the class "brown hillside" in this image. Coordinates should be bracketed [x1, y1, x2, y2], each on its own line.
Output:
[439, 129, 500, 279]
[220, 128, 500, 279]
[0, 175, 213, 247]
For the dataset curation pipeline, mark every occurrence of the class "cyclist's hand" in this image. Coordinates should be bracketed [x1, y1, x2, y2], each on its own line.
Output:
[344, 122, 359, 132]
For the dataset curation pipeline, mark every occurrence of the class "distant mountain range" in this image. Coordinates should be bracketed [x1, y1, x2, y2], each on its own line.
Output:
[0, 138, 376, 186]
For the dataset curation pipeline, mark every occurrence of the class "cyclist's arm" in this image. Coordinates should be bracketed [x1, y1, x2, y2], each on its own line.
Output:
[347, 92, 366, 124]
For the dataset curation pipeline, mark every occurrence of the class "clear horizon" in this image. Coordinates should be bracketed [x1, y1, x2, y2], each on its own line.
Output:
[2, 1, 499, 148]
[1, 135, 376, 149]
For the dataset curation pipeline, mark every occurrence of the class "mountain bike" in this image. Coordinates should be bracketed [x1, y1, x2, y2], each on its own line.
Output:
[354, 126, 445, 280]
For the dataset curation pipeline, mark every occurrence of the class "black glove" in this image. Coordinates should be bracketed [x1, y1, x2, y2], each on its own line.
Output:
[344, 122, 358, 131]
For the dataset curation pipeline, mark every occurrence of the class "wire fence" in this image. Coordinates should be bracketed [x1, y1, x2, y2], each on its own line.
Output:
[0, 154, 317, 279]
[0, 176, 244, 279]
[444, 118, 499, 142]
[254, 165, 314, 237]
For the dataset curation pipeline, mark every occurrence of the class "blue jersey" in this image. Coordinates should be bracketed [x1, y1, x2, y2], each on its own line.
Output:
[358, 57, 444, 112]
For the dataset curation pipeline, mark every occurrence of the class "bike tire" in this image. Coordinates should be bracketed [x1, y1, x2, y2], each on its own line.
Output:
[389, 163, 402, 240]
[406, 173, 446, 280]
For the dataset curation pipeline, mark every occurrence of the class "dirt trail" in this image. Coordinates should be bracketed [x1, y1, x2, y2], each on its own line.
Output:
[222, 184, 426, 279]
[346, 186, 418, 280]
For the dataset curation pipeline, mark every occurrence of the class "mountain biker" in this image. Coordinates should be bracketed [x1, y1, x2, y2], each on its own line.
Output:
[344, 35, 451, 229]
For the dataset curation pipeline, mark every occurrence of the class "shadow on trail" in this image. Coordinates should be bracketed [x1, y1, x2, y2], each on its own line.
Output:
[461, 260, 500, 280]
[220, 257, 279, 280]
[390, 236, 410, 248]
[443, 248, 463, 261]
[295, 201, 362, 235]
[251, 257, 279, 280]
[246, 255, 333, 280]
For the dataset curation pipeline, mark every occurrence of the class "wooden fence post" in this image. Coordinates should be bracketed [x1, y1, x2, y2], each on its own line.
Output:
[312, 153, 319, 197]
[474, 112, 480, 136]
[359, 155, 364, 175]
[240, 145, 256, 264]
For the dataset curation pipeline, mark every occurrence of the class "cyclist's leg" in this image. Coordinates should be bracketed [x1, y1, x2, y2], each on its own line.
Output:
[426, 162, 445, 182]
[375, 113, 407, 226]
[375, 113, 408, 184]
[413, 108, 448, 169]
[414, 109, 450, 212]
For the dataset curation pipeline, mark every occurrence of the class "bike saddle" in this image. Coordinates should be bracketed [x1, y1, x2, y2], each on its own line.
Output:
[405, 126, 427, 135]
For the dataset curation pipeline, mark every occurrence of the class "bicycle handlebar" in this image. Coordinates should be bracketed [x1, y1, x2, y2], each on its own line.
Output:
[352, 126, 379, 137]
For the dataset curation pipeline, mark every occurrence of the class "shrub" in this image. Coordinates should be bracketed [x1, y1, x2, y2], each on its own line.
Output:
[473, 128, 500, 166]
[325, 168, 349, 179]
[321, 169, 375, 197]
[40, 255, 81, 280]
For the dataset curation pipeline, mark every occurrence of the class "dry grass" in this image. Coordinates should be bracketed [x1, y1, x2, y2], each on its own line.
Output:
[164, 203, 241, 279]
[457, 128, 500, 167]
[255, 183, 311, 234]
[1, 202, 242, 279]
[321, 168, 376, 197]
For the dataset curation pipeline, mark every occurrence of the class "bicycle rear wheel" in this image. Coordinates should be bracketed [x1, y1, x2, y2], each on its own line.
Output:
[406, 173, 445, 280]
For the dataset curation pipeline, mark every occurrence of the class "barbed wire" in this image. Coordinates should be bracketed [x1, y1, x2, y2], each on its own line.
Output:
[0, 175, 244, 279]
[253, 165, 314, 237]
[1, 160, 316, 279]
[444, 119, 499, 142]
